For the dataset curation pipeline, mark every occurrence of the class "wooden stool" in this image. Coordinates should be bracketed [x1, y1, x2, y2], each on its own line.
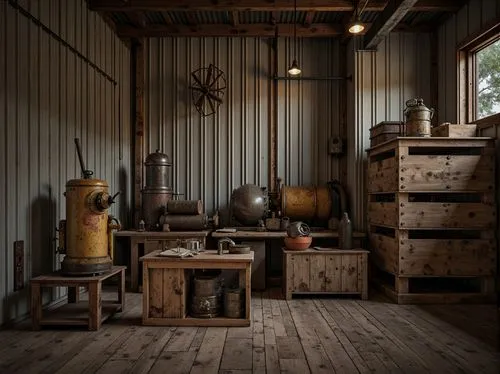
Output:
[30, 266, 126, 331]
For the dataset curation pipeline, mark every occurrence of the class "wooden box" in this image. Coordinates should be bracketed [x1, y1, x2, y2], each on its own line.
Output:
[141, 250, 253, 326]
[369, 121, 405, 147]
[282, 248, 368, 300]
[432, 123, 477, 137]
[368, 137, 495, 193]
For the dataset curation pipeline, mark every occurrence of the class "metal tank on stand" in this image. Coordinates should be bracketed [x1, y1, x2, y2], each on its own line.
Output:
[141, 150, 173, 230]
[58, 139, 121, 275]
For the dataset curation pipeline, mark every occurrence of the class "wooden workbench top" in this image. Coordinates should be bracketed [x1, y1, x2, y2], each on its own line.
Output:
[140, 250, 254, 263]
[211, 230, 366, 239]
[115, 230, 211, 237]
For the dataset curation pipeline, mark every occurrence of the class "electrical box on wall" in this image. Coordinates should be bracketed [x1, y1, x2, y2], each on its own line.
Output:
[328, 136, 343, 155]
[14, 241, 24, 291]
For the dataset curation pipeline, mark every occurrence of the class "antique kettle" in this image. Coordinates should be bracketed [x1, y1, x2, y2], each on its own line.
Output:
[404, 98, 434, 137]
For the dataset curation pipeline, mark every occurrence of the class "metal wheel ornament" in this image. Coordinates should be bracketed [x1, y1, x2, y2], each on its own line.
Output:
[190, 64, 226, 117]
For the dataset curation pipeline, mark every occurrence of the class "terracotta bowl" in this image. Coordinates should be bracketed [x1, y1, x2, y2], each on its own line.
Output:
[284, 236, 312, 251]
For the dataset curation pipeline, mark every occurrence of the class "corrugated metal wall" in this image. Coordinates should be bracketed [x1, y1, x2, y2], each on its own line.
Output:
[146, 37, 343, 218]
[347, 33, 432, 229]
[0, 0, 132, 325]
[437, 0, 500, 122]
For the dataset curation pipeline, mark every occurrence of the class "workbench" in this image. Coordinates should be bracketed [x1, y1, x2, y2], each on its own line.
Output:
[140, 250, 253, 326]
[114, 230, 211, 292]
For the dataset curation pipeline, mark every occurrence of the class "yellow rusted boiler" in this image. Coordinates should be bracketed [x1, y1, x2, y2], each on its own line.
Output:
[58, 139, 120, 275]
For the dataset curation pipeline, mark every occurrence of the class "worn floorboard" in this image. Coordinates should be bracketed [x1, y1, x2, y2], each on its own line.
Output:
[0, 290, 498, 373]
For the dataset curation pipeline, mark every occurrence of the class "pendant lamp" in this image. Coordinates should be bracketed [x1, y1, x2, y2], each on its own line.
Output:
[288, 0, 301, 76]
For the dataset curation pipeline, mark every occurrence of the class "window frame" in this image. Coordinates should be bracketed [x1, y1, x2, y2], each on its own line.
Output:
[457, 18, 500, 128]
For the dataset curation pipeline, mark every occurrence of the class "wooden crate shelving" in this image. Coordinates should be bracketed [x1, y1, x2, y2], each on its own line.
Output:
[367, 137, 496, 304]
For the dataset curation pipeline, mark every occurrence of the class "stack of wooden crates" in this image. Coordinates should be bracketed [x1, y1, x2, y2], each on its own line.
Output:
[367, 137, 496, 304]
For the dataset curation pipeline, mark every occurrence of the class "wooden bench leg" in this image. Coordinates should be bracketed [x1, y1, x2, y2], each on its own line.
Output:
[31, 283, 42, 331]
[88, 282, 102, 331]
[118, 268, 125, 311]
[68, 287, 79, 303]
[131, 238, 140, 292]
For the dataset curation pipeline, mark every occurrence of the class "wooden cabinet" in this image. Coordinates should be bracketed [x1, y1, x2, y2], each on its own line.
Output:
[282, 248, 368, 300]
[141, 250, 253, 327]
[368, 137, 496, 304]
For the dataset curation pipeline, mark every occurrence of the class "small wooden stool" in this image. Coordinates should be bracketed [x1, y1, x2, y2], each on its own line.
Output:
[30, 266, 126, 331]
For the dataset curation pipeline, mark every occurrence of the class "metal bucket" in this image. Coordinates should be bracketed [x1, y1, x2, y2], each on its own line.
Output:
[191, 295, 221, 318]
[404, 99, 434, 137]
[141, 188, 172, 230]
[193, 275, 221, 297]
[224, 288, 244, 318]
[281, 186, 332, 222]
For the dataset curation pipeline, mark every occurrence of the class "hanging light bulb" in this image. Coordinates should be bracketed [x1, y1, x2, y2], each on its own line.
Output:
[348, 16, 365, 34]
[288, 59, 301, 76]
[348, 0, 365, 34]
[288, 0, 301, 76]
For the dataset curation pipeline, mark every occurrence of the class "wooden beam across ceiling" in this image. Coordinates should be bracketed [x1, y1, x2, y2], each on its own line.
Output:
[364, 0, 419, 49]
[116, 23, 346, 38]
[88, 0, 464, 12]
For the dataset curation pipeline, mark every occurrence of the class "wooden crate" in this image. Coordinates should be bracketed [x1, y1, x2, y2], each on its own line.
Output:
[368, 137, 495, 193]
[367, 137, 496, 304]
[432, 123, 477, 137]
[368, 192, 496, 229]
[282, 248, 368, 300]
[372, 267, 495, 304]
[369, 121, 405, 147]
[369, 225, 496, 277]
[141, 250, 253, 326]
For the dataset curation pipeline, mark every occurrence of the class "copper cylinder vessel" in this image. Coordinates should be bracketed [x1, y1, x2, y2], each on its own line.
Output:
[142, 150, 173, 230]
[281, 185, 332, 222]
[60, 179, 120, 275]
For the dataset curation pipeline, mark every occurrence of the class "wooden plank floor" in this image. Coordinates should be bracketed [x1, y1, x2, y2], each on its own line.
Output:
[0, 289, 499, 373]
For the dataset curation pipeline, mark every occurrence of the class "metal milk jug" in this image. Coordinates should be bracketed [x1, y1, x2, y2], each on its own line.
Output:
[404, 98, 434, 137]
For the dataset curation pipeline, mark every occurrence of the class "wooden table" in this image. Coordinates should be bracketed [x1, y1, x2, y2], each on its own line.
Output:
[212, 230, 367, 240]
[140, 250, 253, 326]
[115, 230, 211, 292]
[30, 266, 126, 330]
[282, 248, 368, 300]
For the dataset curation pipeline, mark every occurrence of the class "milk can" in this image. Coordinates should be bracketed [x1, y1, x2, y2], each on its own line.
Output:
[404, 98, 434, 137]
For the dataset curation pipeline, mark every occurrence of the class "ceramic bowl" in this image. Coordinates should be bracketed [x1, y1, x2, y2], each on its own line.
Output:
[284, 236, 312, 251]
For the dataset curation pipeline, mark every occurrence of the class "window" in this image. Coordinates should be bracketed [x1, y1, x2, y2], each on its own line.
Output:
[457, 21, 500, 125]
[475, 38, 500, 120]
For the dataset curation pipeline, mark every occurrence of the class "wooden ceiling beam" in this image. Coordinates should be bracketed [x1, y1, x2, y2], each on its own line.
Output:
[128, 11, 147, 28]
[364, 0, 419, 50]
[116, 23, 345, 38]
[88, 0, 464, 12]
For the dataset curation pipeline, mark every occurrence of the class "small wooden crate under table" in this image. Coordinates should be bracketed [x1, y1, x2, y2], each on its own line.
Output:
[30, 266, 126, 331]
[282, 248, 368, 300]
[140, 250, 253, 326]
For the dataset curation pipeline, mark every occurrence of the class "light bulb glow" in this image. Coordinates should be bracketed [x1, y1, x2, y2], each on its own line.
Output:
[288, 60, 301, 76]
[348, 22, 365, 34]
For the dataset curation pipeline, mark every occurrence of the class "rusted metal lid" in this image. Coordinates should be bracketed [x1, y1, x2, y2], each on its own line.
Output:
[145, 149, 171, 166]
[66, 178, 108, 187]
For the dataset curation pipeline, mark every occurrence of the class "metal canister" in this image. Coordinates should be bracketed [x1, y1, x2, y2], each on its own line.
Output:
[281, 185, 332, 222]
[193, 275, 220, 297]
[191, 296, 220, 318]
[142, 150, 173, 229]
[167, 200, 204, 215]
[224, 288, 244, 318]
[404, 98, 434, 137]
[60, 179, 120, 275]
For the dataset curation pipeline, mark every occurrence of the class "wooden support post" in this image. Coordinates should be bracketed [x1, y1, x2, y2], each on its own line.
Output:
[118, 268, 125, 310]
[31, 283, 42, 331]
[269, 36, 278, 191]
[88, 282, 102, 331]
[133, 39, 145, 227]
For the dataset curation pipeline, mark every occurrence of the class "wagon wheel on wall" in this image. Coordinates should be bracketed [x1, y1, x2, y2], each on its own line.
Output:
[189, 64, 226, 117]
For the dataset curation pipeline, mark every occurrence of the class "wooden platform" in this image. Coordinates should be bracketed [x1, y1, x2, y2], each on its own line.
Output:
[0, 290, 498, 373]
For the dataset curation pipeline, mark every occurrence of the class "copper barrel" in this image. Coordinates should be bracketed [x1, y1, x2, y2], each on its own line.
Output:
[62, 179, 112, 275]
[167, 200, 203, 215]
[281, 186, 332, 222]
[162, 214, 207, 231]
